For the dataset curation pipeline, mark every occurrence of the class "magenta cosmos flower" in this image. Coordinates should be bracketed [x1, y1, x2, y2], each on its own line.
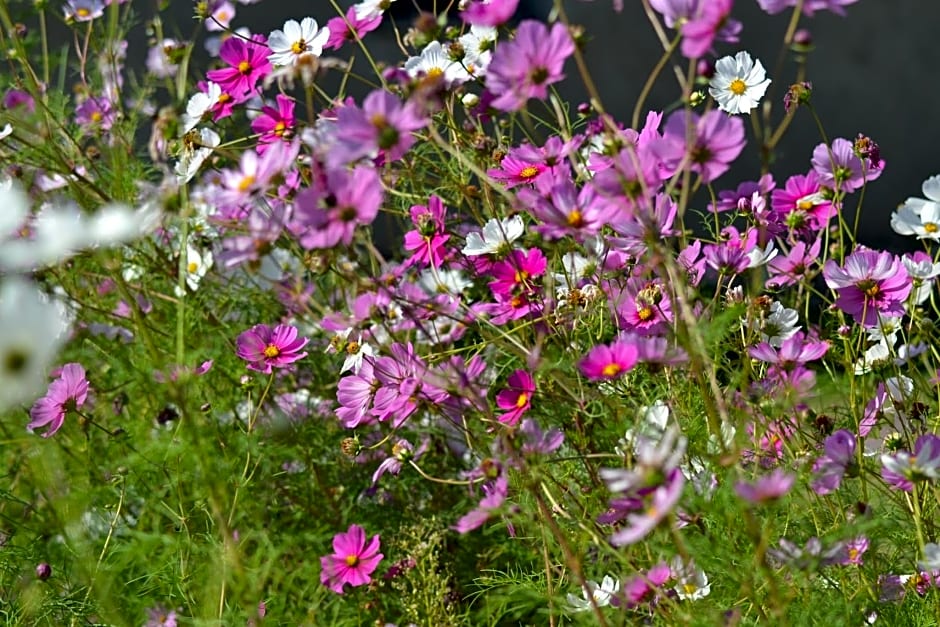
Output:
[250, 94, 295, 152]
[823, 248, 912, 327]
[403, 195, 450, 268]
[579, 340, 639, 381]
[235, 323, 309, 373]
[486, 20, 574, 112]
[206, 34, 272, 98]
[326, 6, 382, 51]
[461, 0, 520, 26]
[320, 524, 383, 594]
[495, 369, 535, 426]
[28, 363, 90, 438]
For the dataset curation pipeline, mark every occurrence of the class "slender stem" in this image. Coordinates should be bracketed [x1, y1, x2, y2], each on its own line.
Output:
[632, 35, 680, 129]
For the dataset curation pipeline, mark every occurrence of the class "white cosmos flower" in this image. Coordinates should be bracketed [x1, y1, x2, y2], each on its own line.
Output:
[184, 244, 213, 291]
[671, 557, 711, 601]
[404, 41, 470, 85]
[709, 51, 771, 115]
[891, 200, 940, 240]
[267, 18, 330, 68]
[751, 301, 799, 347]
[0, 278, 71, 411]
[458, 25, 497, 77]
[354, 0, 397, 20]
[175, 127, 220, 185]
[418, 268, 472, 295]
[0, 179, 29, 236]
[182, 82, 222, 133]
[462, 215, 524, 256]
[566, 575, 620, 612]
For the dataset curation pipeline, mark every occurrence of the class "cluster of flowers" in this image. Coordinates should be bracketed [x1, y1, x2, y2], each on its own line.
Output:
[16, 0, 940, 622]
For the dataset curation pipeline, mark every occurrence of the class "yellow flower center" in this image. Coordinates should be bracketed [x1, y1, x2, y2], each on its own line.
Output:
[637, 306, 654, 321]
[925, 222, 939, 233]
[515, 392, 529, 408]
[187, 261, 198, 273]
[601, 363, 622, 378]
[796, 199, 814, 211]
[76, 7, 90, 18]
[519, 165, 540, 179]
[238, 60, 252, 74]
[426, 67, 444, 79]
[514, 270, 529, 284]
[567, 210, 584, 228]
[729, 79, 747, 96]
[683, 583, 698, 595]
[263, 344, 281, 358]
[218, 92, 232, 104]
[238, 175, 255, 192]
[274, 121, 287, 136]
[90, 111, 103, 122]
[291, 40, 308, 55]
[345, 554, 359, 567]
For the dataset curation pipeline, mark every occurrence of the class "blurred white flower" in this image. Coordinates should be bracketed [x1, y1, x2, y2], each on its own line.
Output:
[0, 278, 71, 410]
[566, 575, 620, 612]
[0, 181, 161, 272]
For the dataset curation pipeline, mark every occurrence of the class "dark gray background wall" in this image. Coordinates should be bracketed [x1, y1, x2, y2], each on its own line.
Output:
[156, 0, 936, 250]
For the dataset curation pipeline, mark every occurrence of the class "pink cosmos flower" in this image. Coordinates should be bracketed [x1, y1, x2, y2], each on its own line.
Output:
[403, 196, 450, 268]
[28, 363, 90, 438]
[319, 524, 383, 594]
[235, 323, 309, 373]
[757, 0, 858, 17]
[461, 0, 519, 26]
[734, 469, 795, 504]
[486, 20, 574, 112]
[811, 137, 883, 194]
[839, 537, 869, 566]
[579, 340, 639, 381]
[292, 165, 383, 249]
[519, 178, 616, 241]
[336, 359, 378, 428]
[453, 473, 509, 534]
[811, 429, 856, 495]
[488, 154, 549, 189]
[609, 278, 673, 335]
[766, 239, 821, 289]
[326, 6, 383, 51]
[218, 140, 300, 205]
[495, 369, 535, 426]
[823, 247, 912, 327]
[206, 34, 272, 98]
[488, 248, 547, 298]
[609, 469, 684, 546]
[250, 94, 295, 152]
[660, 109, 745, 183]
[679, 0, 740, 59]
[75, 96, 116, 131]
[771, 171, 835, 235]
[331, 89, 427, 166]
